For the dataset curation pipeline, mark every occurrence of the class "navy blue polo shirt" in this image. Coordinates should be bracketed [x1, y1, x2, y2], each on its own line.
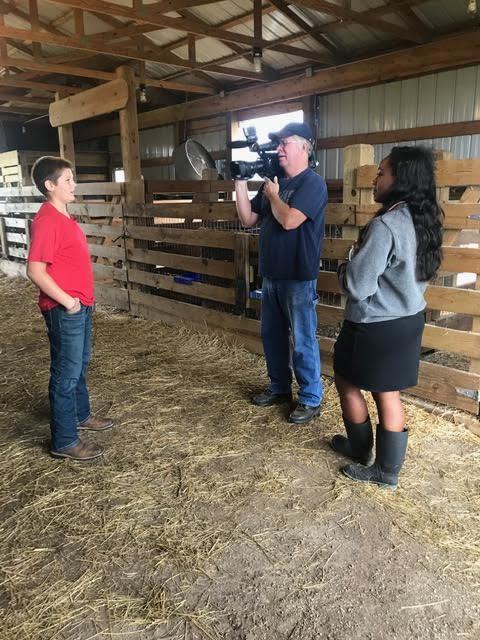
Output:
[251, 168, 327, 281]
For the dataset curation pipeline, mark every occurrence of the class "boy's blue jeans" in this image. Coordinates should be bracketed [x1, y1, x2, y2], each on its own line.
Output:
[261, 278, 322, 407]
[42, 304, 92, 451]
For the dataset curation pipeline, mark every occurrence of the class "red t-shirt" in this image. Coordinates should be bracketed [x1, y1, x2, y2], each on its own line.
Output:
[28, 202, 95, 311]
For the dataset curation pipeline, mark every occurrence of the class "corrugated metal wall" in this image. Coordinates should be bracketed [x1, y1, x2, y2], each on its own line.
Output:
[108, 126, 226, 180]
[316, 65, 480, 179]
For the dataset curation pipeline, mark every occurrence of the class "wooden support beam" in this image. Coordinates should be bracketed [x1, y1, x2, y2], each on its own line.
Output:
[49, 79, 128, 126]
[0, 25, 270, 82]
[74, 8, 84, 36]
[77, 30, 480, 139]
[0, 76, 79, 94]
[56, 90, 76, 173]
[46, 0, 270, 48]
[28, 0, 41, 59]
[116, 65, 143, 206]
[292, 0, 424, 42]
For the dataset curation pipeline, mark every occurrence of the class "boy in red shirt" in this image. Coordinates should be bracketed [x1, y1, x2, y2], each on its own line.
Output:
[27, 156, 113, 461]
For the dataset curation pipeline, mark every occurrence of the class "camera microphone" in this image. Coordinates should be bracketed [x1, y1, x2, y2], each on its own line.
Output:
[227, 140, 252, 149]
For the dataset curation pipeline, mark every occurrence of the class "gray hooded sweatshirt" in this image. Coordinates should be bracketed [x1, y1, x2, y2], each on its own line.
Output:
[338, 203, 427, 323]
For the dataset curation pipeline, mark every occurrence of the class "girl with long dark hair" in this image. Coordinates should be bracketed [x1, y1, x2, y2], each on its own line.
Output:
[331, 146, 444, 489]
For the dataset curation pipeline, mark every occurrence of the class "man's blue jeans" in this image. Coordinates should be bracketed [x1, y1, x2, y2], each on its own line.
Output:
[261, 278, 322, 407]
[42, 304, 92, 451]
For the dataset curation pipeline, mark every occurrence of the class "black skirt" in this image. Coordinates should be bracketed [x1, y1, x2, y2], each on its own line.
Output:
[333, 311, 425, 392]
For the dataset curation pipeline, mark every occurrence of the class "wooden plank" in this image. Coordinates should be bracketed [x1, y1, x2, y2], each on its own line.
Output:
[317, 120, 480, 150]
[68, 202, 123, 217]
[423, 325, 480, 359]
[145, 179, 262, 195]
[6, 231, 26, 244]
[321, 239, 352, 260]
[93, 262, 127, 282]
[0, 217, 7, 257]
[3, 218, 26, 228]
[415, 359, 480, 414]
[94, 283, 130, 310]
[442, 247, 480, 274]
[75, 182, 123, 196]
[0, 203, 42, 213]
[128, 268, 236, 304]
[129, 289, 259, 335]
[7, 246, 27, 258]
[0, 150, 19, 167]
[137, 202, 238, 220]
[49, 78, 128, 127]
[317, 271, 341, 294]
[317, 303, 343, 327]
[80, 223, 123, 239]
[425, 285, 480, 315]
[126, 225, 235, 249]
[357, 160, 480, 189]
[127, 247, 235, 279]
[356, 203, 480, 230]
[88, 244, 125, 260]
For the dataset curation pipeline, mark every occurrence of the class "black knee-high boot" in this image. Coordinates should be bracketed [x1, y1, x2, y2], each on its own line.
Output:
[330, 416, 374, 466]
[341, 425, 408, 490]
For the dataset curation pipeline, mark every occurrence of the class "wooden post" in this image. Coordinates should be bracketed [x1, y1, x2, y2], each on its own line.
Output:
[24, 216, 31, 252]
[234, 232, 251, 314]
[341, 144, 375, 307]
[116, 65, 143, 302]
[56, 90, 76, 174]
[0, 217, 8, 258]
[116, 65, 144, 206]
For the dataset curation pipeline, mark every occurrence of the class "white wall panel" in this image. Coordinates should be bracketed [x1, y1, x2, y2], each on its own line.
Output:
[368, 85, 384, 131]
[384, 81, 401, 131]
[353, 88, 369, 134]
[453, 67, 477, 122]
[325, 93, 341, 136]
[339, 90, 354, 136]
[451, 136, 472, 159]
[399, 78, 419, 129]
[417, 74, 437, 127]
[474, 67, 480, 120]
[471, 135, 480, 159]
[434, 70, 456, 124]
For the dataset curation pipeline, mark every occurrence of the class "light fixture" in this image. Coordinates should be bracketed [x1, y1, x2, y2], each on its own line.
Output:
[139, 83, 147, 104]
[468, 0, 477, 14]
[252, 47, 262, 73]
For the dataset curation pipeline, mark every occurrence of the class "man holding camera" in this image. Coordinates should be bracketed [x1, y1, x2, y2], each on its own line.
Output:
[234, 122, 327, 424]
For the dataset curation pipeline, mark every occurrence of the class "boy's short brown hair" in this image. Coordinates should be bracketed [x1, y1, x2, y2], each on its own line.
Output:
[31, 156, 72, 197]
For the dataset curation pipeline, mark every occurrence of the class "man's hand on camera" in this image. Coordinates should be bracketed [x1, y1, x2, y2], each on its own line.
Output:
[263, 176, 279, 200]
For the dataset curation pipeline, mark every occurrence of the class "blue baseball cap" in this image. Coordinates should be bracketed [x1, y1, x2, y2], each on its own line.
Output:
[269, 122, 314, 143]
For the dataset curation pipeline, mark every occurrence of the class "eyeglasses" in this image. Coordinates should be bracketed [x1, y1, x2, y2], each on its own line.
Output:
[277, 139, 295, 149]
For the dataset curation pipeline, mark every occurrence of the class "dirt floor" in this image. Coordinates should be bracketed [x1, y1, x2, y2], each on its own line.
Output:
[0, 273, 479, 640]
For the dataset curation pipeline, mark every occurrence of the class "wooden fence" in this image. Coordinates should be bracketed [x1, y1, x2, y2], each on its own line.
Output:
[1, 153, 479, 416]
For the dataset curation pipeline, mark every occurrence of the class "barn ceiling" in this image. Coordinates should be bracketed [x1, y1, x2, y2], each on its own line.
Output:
[0, 0, 478, 121]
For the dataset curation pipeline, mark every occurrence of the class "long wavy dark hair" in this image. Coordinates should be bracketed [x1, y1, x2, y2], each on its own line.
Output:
[362, 146, 444, 281]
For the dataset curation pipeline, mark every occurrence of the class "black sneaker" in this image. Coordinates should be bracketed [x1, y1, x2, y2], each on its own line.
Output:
[288, 403, 321, 424]
[251, 389, 292, 407]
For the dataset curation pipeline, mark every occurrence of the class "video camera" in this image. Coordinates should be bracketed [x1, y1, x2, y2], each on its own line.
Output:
[228, 126, 317, 180]
[228, 126, 280, 180]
